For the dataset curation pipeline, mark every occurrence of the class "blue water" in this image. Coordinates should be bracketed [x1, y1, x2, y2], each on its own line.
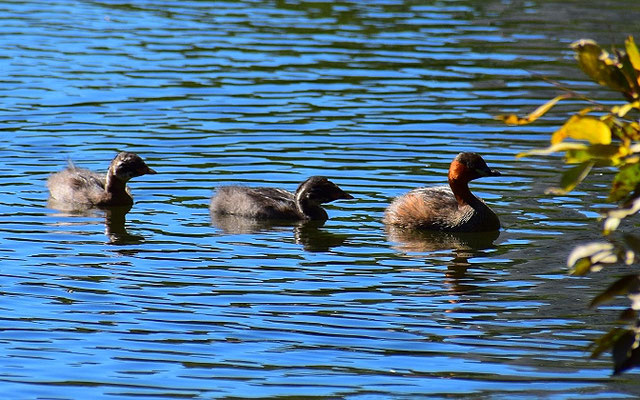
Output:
[1, 0, 639, 398]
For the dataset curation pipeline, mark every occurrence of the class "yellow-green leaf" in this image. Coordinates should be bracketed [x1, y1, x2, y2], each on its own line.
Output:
[549, 161, 595, 194]
[516, 142, 587, 158]
[551, 115, 612, 145]
[623, 123, 640, 142]
[604, 217, 621, 235]
[624, 249, 636, 265]
[631, 293, 640, 311]
[496, 94, 571, 126]
[589, 327, 627, 359]
[571, 257, 595, 276]
[571, 39, 631, 93]
[612, 101, 640, 118]
[609, 163, 640, 202]
[617, 51, 640, 99]
[603, 197, 640, 235]
[606, 197, 640, 219]
[612, 329, 640, 375]
[590, 274, 640, 308]
[565, 144, 623, 165]
[567, 241, 616, 275]
[625, 36, 640, 72]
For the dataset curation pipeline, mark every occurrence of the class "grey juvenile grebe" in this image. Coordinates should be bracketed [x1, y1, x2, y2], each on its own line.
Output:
[47, 151, 156, 209]
[210, 176, 353, 221]
[383, 152, 501, 232]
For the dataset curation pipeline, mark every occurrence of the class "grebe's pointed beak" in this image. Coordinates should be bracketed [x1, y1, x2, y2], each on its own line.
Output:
[477, 168, 501, 177]
[341, 191, 355, 200]
[334, 186, 354, 200]
[141, 166, 157, 175]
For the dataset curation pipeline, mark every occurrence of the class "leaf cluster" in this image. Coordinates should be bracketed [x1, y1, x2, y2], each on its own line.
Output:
[499, 36, 640, 375]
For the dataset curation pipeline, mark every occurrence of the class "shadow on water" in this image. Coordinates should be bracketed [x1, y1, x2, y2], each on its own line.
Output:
[211, 212, 348, 252]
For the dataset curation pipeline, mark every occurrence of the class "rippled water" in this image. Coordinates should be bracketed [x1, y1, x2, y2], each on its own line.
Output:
[2, 0, 640, 398]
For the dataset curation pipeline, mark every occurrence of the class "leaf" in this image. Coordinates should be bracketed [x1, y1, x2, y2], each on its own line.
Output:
[546, 161, 594, 194]
[623, 249, 636, 265]
[590, 274, 640, 308]
[623, 234, 640, 253]
[618, 308, 638, 323]
[590, 327, 627, 359]
[605, 196, 640, 219]
[630, 293, 640, 311]
[609, 163, 640, 202]
[516, 142, 587, 158]
[625, 36, 640, 73]
[612, 329, 640, 375]
[496, 94, 571, 125]
[567, 242, 617, 275]
[617, 51, 640, 99]
[623, 122, 640, 142]
[551, 115, 612, 145]
[565, 144, 622, 165]
[571, 39, 631, 94]
[570, 257, 595, 276]
[603, 216, 621, 235]
[612, 101, 640, 118]
[603, 197, 640, 235]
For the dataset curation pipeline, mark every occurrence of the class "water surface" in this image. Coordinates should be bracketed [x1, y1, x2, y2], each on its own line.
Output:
[1, 0, 640, 398]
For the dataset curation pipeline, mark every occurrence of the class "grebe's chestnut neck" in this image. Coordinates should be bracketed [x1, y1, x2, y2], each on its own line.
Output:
[448, 152, 501, 207]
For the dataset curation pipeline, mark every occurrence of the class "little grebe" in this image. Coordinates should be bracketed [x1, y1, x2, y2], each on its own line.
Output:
[210, 176, 354, 221]
[383, 152, 501, 232]
[47, 152, 156, 209]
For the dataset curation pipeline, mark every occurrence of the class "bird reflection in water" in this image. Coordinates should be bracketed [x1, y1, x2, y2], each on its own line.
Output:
[47, 201, 145, 245]
[102, 206, 145, 245]
[210, 213, 347, 252]
[386, 226, 500, 296]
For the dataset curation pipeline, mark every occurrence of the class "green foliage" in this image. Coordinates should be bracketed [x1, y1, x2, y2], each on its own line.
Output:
[611, 163, 640, 202]
[500, 36, 640, 375]
[572, 39, 639, 100]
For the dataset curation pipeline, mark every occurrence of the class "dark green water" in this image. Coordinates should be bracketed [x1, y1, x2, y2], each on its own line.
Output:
[1, 0, 639, 398]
